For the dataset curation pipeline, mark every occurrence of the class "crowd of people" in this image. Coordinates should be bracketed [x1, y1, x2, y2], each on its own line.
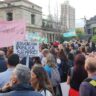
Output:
[0, 40, 96, 96]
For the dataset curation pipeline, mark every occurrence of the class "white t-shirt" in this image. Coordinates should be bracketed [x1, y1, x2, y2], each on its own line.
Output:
[40, 90, 52, 96]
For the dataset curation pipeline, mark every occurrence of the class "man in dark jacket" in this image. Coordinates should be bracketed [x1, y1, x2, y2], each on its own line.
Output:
[0, 64, 42, 96]
[0, 51, 7, 72]
[0, 54, 20, 88]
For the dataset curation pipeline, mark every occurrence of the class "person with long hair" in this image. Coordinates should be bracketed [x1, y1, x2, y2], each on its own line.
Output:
[67, 54, 87, 96]
[44, 53, 61, 96]
[57, 48, 69, 82]
[31, 66, 54, 96]
[33, 57, 42, 67]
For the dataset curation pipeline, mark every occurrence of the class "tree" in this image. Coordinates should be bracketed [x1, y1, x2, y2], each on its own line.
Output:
[76, 28, 85, 37]
[91, 35, 96, 42]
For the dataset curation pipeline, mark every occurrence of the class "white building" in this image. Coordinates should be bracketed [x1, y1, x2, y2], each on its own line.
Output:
[0, 0, 42, 32]
[61, 1, 75, 31]
[0, 0, 63, 42]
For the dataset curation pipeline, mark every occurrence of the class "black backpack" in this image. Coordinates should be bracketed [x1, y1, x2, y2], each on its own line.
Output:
[84, 78, 96, 88]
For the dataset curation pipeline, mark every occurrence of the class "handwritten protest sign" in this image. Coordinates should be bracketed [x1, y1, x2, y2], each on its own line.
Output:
[14, 41, 39, 58]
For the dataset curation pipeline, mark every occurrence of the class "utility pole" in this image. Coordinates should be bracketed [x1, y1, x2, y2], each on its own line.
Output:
[54, 0, 60, 41]
[48, 0, 51, 16]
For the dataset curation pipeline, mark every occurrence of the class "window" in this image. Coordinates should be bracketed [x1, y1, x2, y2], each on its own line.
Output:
[42, 21, 45, 27]
[6, 12, 13, 21]
[31, 14, 35, 24]
[32, 5, 34, 9]
[88, 29, 91, 34]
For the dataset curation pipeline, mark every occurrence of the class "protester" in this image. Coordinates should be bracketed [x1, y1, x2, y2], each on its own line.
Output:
[42, 49, 50, 66]
[44, 53, 61, 96]
[49, 45, 57, 61]
[79, 57, 96, 96]
[67, 54, 87, 96]
[33, 57, 42, 67]
[6, 47, 13, 58]
[0, 64, 42, 96]
[0, 51, 7, 72]
[68, 53, 74, 67]
[80, 47, 87, 56]
[0, 48, 7, 56]
[0, 39, 95, 96]
[69, 46, 75, 55]
[31, 66, 54, 96]
[75, 49, 82, 55]
[0, 54, 19, 88]
[39, 45, 44, 60]
[57, 48, 69, 82]
[89, 41, 95, 52]
[65, 44, 70, 55]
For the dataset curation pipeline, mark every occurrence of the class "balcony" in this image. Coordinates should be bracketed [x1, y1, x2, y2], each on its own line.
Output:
[42, 20, 62, 32]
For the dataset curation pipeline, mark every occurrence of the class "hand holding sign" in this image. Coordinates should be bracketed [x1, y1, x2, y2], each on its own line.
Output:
[14, 41, 39, 67]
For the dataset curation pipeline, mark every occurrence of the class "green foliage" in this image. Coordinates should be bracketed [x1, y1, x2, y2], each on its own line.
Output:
[76, 28, 85, 38]
[91, 35, 96, 42]
[76, 28, 84, 35]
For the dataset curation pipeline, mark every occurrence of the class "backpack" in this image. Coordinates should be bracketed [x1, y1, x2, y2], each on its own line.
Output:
[84, 78, 96, 88]
[50, 67, 61, 87]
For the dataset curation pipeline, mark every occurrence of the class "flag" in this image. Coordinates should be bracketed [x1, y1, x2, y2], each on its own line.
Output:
[0, 20, 26, 48]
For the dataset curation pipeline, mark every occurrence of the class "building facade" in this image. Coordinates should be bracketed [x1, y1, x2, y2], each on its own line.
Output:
[61, 1, 75, 31]
[0, 0, 63, 42]
[85, 16, 96, 35]
[0, 0, 42, 32]
[42, 18, 63, 42]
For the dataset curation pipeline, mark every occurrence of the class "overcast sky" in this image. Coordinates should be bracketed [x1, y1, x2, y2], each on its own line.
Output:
[30, 0, 96, 27]
[30, 0, 96, 19]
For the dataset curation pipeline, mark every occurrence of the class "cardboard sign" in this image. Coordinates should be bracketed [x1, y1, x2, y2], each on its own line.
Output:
[14, 41, 39, 58]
